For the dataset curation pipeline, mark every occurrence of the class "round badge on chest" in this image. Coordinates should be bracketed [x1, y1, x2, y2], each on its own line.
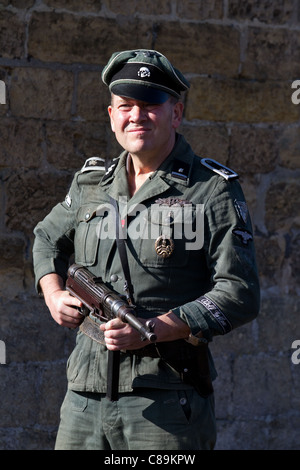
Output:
[155, 235, 174, 258]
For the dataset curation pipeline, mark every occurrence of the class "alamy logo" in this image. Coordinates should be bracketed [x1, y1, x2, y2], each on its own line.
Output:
[291, 80, 300, 105]
[0, 80, 5, 104]
[0, 340, 6, 364]
[291, 340, 300, 365]
[94, 199, 204, 251]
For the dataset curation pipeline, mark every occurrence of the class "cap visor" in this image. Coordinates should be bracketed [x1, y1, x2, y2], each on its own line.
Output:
[111, 83, 170, 104]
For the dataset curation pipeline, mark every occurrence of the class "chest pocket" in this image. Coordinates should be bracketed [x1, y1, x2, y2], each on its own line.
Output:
[135, 204, 200, 268]
[74, 204, 108, 266]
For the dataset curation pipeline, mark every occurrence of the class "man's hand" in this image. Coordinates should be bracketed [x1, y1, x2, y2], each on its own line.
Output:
[46, 289, 83, 329]
[100, 311, 191, 351]
[39, 273, 83, 329]
[100, 317, 148, 350]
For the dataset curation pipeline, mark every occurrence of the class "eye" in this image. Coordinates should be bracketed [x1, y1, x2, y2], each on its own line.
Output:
[118, 103, 132, 110]
[144, 103, 160, 111]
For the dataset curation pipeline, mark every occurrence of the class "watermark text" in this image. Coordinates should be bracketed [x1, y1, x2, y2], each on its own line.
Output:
[0, 80, 5, 104]
[0, 340, 6, 364]
[94, 200, 204, 250]
[291, 80, 300, 105]
[291, 340, 300, 365]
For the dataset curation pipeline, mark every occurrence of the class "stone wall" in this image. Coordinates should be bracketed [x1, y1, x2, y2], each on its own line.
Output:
[0, 0, 299, 450]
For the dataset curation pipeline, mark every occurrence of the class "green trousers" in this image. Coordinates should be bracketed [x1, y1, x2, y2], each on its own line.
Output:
[55, 388, 216, 450]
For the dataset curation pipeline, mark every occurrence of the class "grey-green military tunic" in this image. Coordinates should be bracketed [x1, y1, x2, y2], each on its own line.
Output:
[33, 134, 260, 394]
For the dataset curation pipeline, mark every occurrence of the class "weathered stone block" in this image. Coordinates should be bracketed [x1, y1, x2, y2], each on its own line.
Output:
[211, 321, 259, 357]
[0, 268, 25, 300]
[0, 117, 43, 168]
[105, 0, 172, 15]
[5, 169, 73, 235]
[255, 235, 285, 281]
[76, 71, 108, 121]
[155, 22, 240, 76]
[228, 0, 295, 24]
[45, 121, 107, 170]
[10, 68, 73, 120]
[232, 354, 292, 418]
[0, 234, 25, 269]
[38, 363, 70, 426]
[289, 232, 300, 283]
[229, 125, 279, 175]
[0, 10, 26, 59]
[73, 122, 108, 162]
[44, 0, 101, 12]
[211, 353, 233, 420]
[0, 363, 40, 427]
[186, 77, 300, 123]
[265, 413, 300, 450]
[1, 0, 34, 7]
[176, 0, 223, 20]
[180, 124, 229, 161]
[0, 296, 76, 363]
[45, 121, 85, 170]
[256, 296, 300, 355]
[265, 180, 300, 232]
[278, 125, 300, 170]
[0, 426, 56, 450]
[243, 28, 300, 80]
[28, 12, 152, 64]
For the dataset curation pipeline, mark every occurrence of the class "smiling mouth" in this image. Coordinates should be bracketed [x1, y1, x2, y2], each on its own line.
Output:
[128, 127, 151, 133]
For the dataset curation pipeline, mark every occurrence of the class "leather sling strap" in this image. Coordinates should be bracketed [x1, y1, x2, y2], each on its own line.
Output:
[105, 196, 135, 401]
[109, 195, 135, 306]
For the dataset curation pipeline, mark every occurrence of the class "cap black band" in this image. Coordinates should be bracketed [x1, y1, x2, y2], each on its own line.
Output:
[111, 83, 171, 104]
[109, 62, 182, 98]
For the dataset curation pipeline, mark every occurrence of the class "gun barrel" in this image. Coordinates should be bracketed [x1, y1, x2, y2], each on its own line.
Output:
[67, 264, 157, 342]
[119, 307, 157, 342]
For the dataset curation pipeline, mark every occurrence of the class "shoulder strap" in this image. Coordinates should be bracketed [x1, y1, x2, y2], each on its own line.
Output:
[80, 157, 106, 173]
[109, 196, 135, 306]
[201, 158, 238, 180]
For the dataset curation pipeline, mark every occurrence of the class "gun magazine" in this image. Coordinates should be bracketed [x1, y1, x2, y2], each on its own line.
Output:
[80, 315, 106, 344]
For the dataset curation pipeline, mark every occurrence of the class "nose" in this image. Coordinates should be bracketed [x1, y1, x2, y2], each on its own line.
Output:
[129, 105, 146, 122]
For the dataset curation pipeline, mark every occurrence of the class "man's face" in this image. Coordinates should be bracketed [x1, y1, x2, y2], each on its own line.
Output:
[108, 94, 183, 161]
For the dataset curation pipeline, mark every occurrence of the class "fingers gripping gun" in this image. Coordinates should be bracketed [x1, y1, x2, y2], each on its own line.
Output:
[66, 263, 157, 400]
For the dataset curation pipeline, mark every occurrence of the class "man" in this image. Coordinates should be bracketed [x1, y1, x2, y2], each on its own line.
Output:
[33, 49, 260, 450]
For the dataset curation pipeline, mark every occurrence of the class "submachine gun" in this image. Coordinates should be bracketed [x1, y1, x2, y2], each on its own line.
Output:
[66, 263, 157, 400]
[66, 263, 213, 401]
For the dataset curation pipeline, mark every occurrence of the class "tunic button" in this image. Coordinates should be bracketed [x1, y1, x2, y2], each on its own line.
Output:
[179, 398, 187, 405]
[110, 274, 118, 282]
[85, 213, 90, 220]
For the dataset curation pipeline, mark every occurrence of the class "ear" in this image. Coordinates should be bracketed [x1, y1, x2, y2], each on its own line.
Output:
[108, 105, 115, 132]
[172, 101, 184, 129]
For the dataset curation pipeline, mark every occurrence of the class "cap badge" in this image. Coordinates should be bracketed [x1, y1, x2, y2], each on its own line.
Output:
[137, 67, 151, 78]
[155, 235, 174, 258]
